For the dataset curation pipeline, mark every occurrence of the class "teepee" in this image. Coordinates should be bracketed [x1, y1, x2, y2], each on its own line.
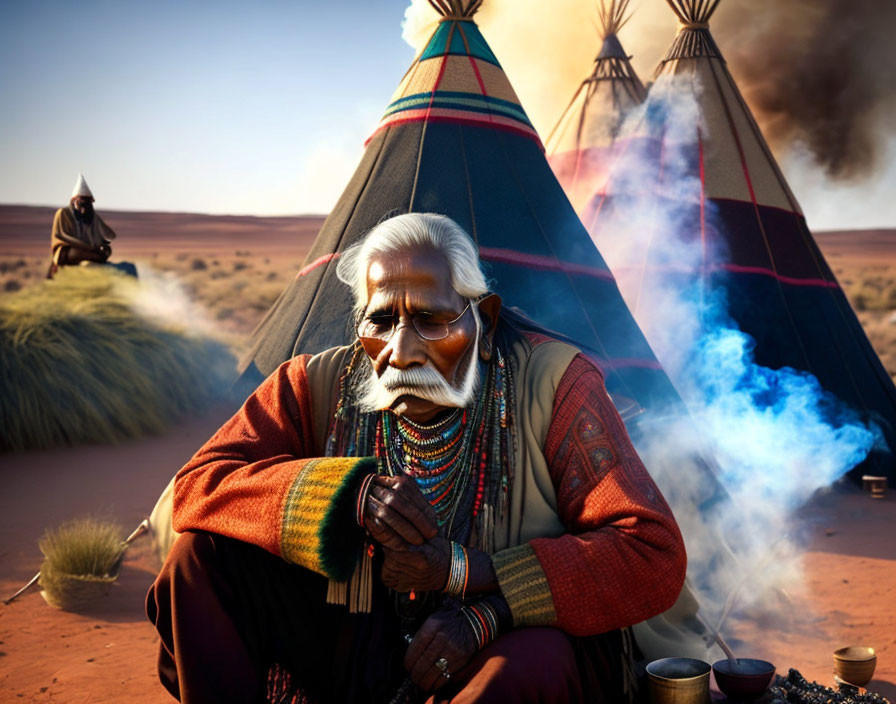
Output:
[239, 0, 735, 659]
[241, 0, 684, 423]
[546, 0, 646, 213]
[586, 0, 896, 482]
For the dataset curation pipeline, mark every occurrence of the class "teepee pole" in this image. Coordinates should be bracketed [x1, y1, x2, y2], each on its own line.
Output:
[2, 573, 40, 605]
[667, 1, 689, 25]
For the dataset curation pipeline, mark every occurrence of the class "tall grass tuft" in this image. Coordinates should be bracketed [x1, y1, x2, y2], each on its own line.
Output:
[0, 266, 236, 451]
[38, 517, 125, 610]
[39, 517, 124, 578]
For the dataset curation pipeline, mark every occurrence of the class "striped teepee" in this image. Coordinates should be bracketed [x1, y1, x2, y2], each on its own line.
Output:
[240, 0, 685, 425]
[585, 0, 895, 482]
[546, 0, 647, 213]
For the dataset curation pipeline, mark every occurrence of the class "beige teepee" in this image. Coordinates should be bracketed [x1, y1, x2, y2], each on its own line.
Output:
[546, 0, 647, 213]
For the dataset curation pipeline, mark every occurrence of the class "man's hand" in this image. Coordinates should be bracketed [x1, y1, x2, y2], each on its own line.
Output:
[404, 606, 479, 693]
[380, 538, 450, 593]
[363, 475, 438, 551]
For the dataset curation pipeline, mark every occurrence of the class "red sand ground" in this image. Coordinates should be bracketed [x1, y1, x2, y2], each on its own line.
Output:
[1, 422, 893, 701]
[1, 207, 894, 701]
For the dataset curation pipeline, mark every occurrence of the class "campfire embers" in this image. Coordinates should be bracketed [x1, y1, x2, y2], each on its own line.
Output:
[770, 668, 890, 704]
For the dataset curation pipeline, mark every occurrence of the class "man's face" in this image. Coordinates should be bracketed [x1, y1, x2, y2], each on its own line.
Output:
[358, 246, 479, 423]
[73, 196, 93, 214]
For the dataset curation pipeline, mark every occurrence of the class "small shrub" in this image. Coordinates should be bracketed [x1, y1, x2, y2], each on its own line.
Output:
[39, 517, 123, 578]
[190, 258, 208, 271]
[4, 279, 22, 292]
[38, 517, 125, 610]
[233, 261, 249, 271]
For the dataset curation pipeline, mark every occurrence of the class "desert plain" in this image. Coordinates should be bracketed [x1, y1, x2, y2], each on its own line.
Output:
[0, 204, 894, 702]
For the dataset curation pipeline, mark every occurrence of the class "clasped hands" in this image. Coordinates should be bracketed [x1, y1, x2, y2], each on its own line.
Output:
[361, 473, 449, 592]
[360, 474, 481, 691]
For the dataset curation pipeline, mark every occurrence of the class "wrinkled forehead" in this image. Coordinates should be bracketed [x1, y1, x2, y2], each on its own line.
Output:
[364, 246, 463, 309]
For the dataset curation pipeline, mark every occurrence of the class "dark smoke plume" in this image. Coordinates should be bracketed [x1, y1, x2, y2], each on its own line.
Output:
[714, 0, 896, 180]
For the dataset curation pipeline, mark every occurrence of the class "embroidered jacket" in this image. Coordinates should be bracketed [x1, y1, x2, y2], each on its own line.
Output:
[173, 337, 686, 637]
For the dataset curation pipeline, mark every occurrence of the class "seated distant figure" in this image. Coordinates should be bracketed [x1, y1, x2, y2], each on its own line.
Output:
[48, 174, 116, 277]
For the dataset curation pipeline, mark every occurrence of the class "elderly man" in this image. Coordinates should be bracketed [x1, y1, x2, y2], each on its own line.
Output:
[147, 213, 686, 703]
[48, 174, 115, 277]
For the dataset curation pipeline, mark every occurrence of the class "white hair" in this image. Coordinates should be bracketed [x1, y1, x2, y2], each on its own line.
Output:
[336, 213, 489, 315]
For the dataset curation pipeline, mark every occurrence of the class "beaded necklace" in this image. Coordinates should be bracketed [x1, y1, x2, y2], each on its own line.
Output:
[328, 342, 516, 551]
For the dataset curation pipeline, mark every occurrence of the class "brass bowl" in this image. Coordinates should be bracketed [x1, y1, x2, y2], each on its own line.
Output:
[712, 659, 776, 701]
[833, 646, 876, 686]
[646, 657, 711, 704]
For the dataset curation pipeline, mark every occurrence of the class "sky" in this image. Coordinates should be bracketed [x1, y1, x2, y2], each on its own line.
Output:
[2, 0, 894, 231]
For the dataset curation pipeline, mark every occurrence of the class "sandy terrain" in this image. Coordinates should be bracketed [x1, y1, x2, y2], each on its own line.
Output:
[1, 431, 893, 702]
[0, 406, 237, 703]
[1, 206, 894, 702]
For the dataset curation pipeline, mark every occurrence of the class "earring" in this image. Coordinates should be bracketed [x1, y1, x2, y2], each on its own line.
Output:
[480, 337, 492, 361]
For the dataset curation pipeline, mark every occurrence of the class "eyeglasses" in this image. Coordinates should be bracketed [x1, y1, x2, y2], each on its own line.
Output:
[357, 297, 482, 343]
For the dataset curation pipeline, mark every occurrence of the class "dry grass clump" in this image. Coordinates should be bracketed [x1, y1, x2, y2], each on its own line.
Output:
[38, 517, 125, 610]
[0, 266, 236, 451]
[39, 517, 124, 578]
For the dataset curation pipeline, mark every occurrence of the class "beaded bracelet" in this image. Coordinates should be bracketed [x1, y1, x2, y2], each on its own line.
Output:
[355, 473, 376, 528]
[443, 541, 469, 597]
[460, 601, 499, 650]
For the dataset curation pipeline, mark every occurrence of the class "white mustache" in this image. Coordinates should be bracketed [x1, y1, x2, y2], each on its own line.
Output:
[379, 365, 450, 392]
[356, 340, 480, 414]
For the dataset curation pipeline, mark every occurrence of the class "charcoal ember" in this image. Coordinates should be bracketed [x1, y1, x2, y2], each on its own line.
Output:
[769, 668, 891, 704]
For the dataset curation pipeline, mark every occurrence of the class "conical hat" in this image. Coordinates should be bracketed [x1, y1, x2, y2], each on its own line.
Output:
[70, 173, 93, 199]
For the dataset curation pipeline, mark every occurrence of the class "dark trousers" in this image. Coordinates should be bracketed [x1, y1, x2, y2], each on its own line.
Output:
[147, 531, 624, 704]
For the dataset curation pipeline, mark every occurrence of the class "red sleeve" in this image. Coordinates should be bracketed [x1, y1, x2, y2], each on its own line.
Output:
[533, 354, 686, 635]
[172, 356, 373, 580]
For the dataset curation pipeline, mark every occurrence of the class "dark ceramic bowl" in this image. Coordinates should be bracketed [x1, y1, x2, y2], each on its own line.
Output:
[712, 658, 776, 701]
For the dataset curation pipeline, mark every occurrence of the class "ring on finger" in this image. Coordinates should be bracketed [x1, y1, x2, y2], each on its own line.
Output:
[435, 657, 451, 679]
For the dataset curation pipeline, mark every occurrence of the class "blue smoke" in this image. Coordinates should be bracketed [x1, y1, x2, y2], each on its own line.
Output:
[585, 75, 877, 635]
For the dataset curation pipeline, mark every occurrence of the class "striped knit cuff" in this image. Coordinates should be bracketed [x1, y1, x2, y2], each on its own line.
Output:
[491, 543, 557, 627]
[280, 457, 376, 581]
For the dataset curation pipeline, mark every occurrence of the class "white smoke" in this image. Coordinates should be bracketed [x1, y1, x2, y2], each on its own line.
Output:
[124, 264, 218, 338]
[591, 75, 877, 636]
